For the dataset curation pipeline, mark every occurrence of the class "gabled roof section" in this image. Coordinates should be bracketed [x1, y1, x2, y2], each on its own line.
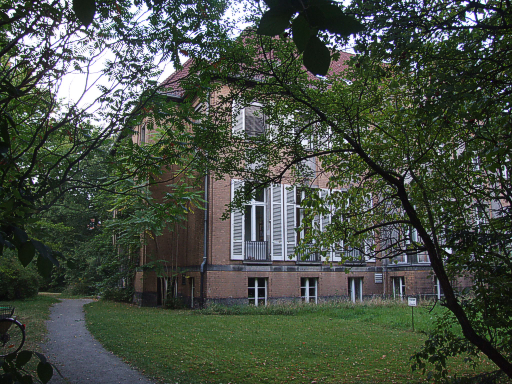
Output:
[159, 50, 354, 98]
[160, 58, 196, 100]
[328, 51, 354, 75]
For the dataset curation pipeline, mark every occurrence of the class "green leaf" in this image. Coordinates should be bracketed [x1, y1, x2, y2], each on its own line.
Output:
[66, 259, 76, 270]
[292, 14, 312, 53]
[0, 117, 10, 148]
[0, 11, 9, 22]
[262, 0, 280, 8]
[16, 351, 33, 368]
[37, 361, 53, 384]
[303, 5, 325, 28]
[34, 352, 47, 364]
[36, 255, 54, 279]
[303, 36, 330, 76]
[257, 5, 295, 36]
[13, 226, 28, 245]
[307, 0, 363, 36]
[0, 142, 8, 154]
[73, 0, 96, 27]
[323, 13, 364, 36]
[20, 374, 34, 384]
[32, 240, 59, 267]
[0, 233, 14, 250]
[19, 241, 35, 267]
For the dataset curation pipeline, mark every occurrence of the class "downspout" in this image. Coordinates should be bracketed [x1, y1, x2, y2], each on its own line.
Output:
[200, 171, 209, 308]
[200, 92, 210, 308]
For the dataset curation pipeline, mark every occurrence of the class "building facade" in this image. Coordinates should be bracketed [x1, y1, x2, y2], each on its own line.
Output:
[131, 59, 468, 308]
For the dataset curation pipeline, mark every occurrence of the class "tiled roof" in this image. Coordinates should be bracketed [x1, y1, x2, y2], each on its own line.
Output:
[160, 50, 354, 99]
[328, 51, 354, 75]
[159, 58, 195, 99]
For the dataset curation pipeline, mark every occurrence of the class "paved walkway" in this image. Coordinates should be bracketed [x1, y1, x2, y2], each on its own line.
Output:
[43, 299, 156, 384]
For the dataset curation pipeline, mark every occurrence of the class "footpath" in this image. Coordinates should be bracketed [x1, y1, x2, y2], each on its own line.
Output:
[43, 299, 156, 384]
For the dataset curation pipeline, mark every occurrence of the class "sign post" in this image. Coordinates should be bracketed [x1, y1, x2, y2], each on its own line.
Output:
[408, 297, 417, 332]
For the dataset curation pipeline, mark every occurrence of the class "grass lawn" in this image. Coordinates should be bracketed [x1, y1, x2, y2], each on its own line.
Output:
[1, 294, 60, 352]
[85, 301, 497, 383]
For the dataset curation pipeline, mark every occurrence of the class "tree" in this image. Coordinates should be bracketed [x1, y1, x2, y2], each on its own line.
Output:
[156, 1, 512, 377]
[0, 1, 230, 380]
[0, 0, 230, 275]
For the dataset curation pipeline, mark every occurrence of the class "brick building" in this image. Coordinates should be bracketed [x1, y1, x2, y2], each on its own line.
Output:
[131, 56, 464, 307]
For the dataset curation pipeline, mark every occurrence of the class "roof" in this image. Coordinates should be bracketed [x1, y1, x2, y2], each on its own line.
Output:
[159, 49, 354, 100]
[160, 58, 196, 100]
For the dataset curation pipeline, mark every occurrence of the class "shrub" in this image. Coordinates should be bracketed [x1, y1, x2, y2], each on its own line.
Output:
[0, 256, 41, 300]
[164, 296, 187, 309]
[62, 279, 97, 296]
[100, 286, 133, 303]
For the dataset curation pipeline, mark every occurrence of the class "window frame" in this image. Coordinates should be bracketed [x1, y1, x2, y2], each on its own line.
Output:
[300, 277, 318, 304]
[248, 277, 267, 306]
[348, 277, 363, 303]
[391, 276, 406, 300]
[232, 102, 266, 138]
[244, 187, 267, 243]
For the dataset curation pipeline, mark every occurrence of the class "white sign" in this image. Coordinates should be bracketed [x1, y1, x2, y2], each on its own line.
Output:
[408, 297, 417, 307]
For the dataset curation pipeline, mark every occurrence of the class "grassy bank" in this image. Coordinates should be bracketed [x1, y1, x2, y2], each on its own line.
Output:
[85, 301, 496, 383]
[1, 294, 59, 352]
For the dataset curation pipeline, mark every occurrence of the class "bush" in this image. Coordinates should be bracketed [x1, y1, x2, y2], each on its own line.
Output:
[0, 256, 41, 300]
[62, 279, 97, 296]
[164, 296, 187, 309]
[100, 286, 133, 303]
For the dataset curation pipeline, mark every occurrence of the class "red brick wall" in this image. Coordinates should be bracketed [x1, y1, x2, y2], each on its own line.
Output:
[131, 85, 437, 306]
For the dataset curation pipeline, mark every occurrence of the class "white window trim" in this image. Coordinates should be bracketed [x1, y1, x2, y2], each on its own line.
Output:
[248, 277, 267, 306]
[349, 277, 363, 303]
[232, 101, 265, 138]
[434, 276, 443, 300]
[392, 276, 405, 300]
[270, 184, 284, 261]
[230, 179, 244, 260]
[301, 277, 318, 304]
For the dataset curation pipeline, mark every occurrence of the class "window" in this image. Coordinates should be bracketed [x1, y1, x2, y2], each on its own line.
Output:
[248, 277, 267, 306]
[293, 125, 314, 151]
[231, 181, 268, 261]
[189, 277, 195, 308]
[348, 277, 363, 303]
[434, 276, 444, 300]
[157, 276, 176, 306]
[140, 125, 146, 143]
[392, 276, 405, 300]
[301, 278, 318, 303]
[244, 188, 267, 260]
[474, 204, 488, 227]
[394, 254, 407, 263]
[297, 157, 316, 180]
[417, 252, 429, 263]
[245, 188, 266, 242]
[245, 105, 265, 137]
[406, 227, 418, 244]
[232, 103, 266, 138]
[472, 156, 481, 171]
[295, 188, 308, 244]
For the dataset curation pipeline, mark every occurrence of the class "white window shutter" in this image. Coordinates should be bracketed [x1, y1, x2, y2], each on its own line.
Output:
[284, 185, 297, 260]
[231, 180, 244, 260]
[245, 105, 265, 137]
[364, 193, 375, 262]
[232, 102, 244, 137]
[331, 189, 343, 262]
[271, 184, 284, 261]
[320, 189, 330, 261]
